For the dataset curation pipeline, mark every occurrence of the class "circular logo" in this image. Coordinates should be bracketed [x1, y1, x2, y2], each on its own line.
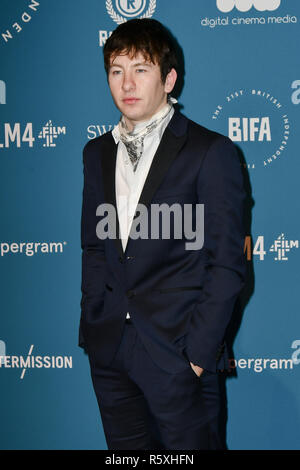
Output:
[116, 0, 146, 17]
[106, 0, 156, 24]
[211, 88, 290, 170]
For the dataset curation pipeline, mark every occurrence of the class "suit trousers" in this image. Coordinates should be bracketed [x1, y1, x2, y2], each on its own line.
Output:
[89, 319, 223, 450]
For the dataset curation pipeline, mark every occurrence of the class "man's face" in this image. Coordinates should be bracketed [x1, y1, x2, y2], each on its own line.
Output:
[108, 51, 176, 131]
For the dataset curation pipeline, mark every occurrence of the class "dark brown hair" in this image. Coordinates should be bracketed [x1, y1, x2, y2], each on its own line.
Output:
[103, 18, 178, 83]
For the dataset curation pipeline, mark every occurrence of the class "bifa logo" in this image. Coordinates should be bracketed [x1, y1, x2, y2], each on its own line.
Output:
[0, 121, 66, 149]
[291, 80, 300, 105]
[106, 0, 156, 24]
[211, 88, 290, 169]
[229, 117, 271, 142]
[217, 0, 281, 12]
[0, 80, 6, 104]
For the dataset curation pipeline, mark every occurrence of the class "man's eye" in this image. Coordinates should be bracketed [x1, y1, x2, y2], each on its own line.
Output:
[111, 70, 122, 75]
[136, 68, 147, 73]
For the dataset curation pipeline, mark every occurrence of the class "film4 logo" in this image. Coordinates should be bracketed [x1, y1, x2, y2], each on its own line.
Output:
[0, 121, 66, 149]
[244, 233, 299, 261]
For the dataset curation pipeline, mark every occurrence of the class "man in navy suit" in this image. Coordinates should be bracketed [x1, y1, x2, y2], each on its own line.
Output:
[79, 18, 246, 450]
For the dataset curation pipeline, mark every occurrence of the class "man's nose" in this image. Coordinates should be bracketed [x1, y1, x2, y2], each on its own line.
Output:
[122, 72, 135, 92]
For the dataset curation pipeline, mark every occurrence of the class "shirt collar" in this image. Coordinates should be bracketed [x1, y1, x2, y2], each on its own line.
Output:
[112, 98, 177, 144]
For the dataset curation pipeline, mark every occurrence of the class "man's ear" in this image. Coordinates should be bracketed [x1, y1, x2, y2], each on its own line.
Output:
[164, 68, 177, 94]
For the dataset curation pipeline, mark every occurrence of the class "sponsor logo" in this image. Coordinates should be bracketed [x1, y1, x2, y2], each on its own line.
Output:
[0, 241, 67, 257]
[0, 341, 72, 379]
[291, 80, 300, 105]
[0, 121, 66, 149]
[201, 0, 297, 28]
[229, 357, 294, 372]
[99, 0, 156, 47]
[0, 340, 5, 365]
[229, 340, 300, 373]
[211, 88, 290, 169]
[38, 120, 66, 147]
[1, 0, 40, 44]
[0, 80, 6, 104]
[244, 234, 299, 261]
[217, 0, 281, 13]
[291, 340, 300, 365]
[229, 117, 271, 143]
[106, 0, 156, 24]
[269, 234, 299, 260]
[99, 30, 113, 47]
[87, 124, 117, 139]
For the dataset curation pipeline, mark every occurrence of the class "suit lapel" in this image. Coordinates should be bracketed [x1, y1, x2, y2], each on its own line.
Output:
[100, 111, 189, 258]
[136, 112, 188, 209]
[100, 135, 124, 258]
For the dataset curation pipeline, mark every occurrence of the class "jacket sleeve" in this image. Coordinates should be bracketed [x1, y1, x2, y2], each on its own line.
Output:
[186, 136, 246, 372]
[79, 142, 106, 350]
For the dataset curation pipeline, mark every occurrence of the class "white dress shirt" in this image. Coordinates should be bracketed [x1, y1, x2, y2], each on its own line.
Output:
[112, 105, 175, 318]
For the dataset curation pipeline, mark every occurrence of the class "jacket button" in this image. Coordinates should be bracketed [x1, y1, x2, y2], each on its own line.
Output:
[126, 290, 136, 299]
[126, 256, 134, 260]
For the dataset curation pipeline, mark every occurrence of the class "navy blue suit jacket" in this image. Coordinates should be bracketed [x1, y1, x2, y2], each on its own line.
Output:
[79, 110, 246, 374]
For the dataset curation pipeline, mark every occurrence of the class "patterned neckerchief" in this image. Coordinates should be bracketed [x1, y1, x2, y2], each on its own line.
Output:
[118, 98, 176, 172]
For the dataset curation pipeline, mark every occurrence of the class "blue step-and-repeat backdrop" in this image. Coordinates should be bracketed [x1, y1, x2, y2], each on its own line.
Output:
[0, 0, 299, 450]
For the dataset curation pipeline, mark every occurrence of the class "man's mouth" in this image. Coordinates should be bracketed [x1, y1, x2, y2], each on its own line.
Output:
[123, 98, 140, 104]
